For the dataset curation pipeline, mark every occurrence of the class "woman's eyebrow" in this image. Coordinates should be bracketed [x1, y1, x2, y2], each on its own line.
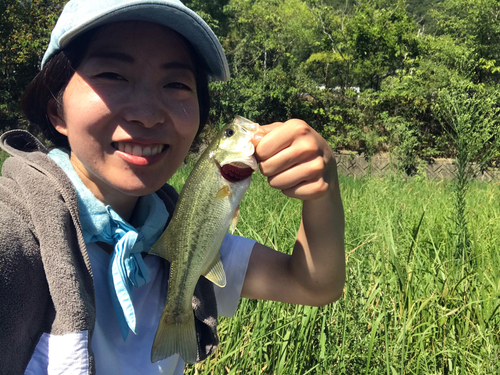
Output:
[87, 51, 135, 63]
[161, 61, 195, 74]
[86, 51, 195, 74]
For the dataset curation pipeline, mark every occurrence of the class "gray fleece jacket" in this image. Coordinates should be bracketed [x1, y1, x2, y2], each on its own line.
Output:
[0, 130, 218, 374]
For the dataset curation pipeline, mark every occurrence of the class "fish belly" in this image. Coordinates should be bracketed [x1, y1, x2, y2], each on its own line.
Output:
[151, 159, 238, 364]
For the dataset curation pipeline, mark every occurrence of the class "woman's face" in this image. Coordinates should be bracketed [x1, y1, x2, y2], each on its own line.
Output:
[48, 21, 200, 217]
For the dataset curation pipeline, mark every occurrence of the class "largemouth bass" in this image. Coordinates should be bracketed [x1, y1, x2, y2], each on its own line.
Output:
[149, 116, 260, 364]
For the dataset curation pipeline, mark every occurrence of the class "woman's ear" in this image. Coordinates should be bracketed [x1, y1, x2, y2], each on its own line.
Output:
[47, 98, 68, 136]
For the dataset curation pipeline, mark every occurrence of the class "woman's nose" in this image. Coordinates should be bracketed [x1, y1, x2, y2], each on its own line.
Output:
[123, 87, 166, 128]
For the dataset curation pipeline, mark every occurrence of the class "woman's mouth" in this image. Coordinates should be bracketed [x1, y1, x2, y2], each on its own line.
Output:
[112, 142, 168, 166]
[112, 142, 165, 157]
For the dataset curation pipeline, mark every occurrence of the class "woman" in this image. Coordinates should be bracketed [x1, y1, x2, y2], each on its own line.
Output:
[0, 0, 345, 373]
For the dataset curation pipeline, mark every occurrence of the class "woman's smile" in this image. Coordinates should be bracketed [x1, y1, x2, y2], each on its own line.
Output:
[47, 21, 200, 218]
[112, 141, 169, 166]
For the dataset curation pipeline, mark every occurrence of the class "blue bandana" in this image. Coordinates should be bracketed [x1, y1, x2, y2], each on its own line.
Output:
[48, 149, 168, 339]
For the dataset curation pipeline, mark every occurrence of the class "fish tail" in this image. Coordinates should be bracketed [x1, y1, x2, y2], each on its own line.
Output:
[151, 315, 198, 364]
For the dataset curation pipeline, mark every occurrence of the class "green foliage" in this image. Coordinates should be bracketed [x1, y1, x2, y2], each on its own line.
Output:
[0, 0, 65, 134]
[167, 166, 500, 374]
[434, 85, 500, 176]
[208, 0, 319, 126]
[433, 85, 500, 258]
[430, 0, 500, 83]
[183, 0, 231, 35]
[2, 0, 500, 173]
[342, 21, 500, 172]
[0, 150, 8, 175]
[380, 112, 419, 173]
[306, 0, 420, 90]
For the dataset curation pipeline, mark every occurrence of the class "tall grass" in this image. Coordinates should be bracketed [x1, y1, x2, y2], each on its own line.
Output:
[434, 87, 500, 261]
[169, 165, 500, 374]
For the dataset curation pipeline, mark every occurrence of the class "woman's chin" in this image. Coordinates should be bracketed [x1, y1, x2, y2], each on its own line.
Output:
[115, 182, 166, 197]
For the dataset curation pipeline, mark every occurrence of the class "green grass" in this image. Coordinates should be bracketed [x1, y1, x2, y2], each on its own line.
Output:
[168, 165, 500, 374]
[0, 150, 8, 174]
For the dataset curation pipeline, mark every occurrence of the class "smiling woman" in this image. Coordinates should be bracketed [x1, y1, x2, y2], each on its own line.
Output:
[45, 22, 200, 219]
[21, 24, 211, 154]
[0, 0, 345, 374]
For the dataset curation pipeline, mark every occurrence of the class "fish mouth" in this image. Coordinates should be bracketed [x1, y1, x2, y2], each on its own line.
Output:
[218, 162, 255, 183]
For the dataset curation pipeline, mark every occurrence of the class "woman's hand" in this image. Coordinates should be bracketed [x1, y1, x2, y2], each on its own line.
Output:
[252, 119, 336, 201]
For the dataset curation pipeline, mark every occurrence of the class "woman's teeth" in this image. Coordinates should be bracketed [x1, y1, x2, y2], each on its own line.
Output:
[114, 142, 165, 157]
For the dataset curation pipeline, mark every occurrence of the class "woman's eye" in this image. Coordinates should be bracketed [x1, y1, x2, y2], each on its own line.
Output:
[166, 82, 191, 90]
[95, 72, 127, 81]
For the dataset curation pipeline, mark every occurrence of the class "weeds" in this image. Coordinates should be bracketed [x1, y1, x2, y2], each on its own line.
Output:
[168, 167, 500, 374]
[434, 87, 500, 262]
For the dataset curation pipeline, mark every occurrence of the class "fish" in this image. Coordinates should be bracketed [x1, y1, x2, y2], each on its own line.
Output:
[149, 116, 260, 364]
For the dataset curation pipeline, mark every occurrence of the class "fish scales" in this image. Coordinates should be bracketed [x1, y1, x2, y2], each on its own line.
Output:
[149, 116, 260, 364]
[166, 157, 231, 312]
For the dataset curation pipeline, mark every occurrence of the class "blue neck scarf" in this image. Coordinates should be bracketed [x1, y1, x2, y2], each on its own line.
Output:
[48, 149, 168, 339]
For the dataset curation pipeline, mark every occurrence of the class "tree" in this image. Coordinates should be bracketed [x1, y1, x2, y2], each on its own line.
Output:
[0, 0, 65, 134]
[183, 0, 231, 37]
[430, 0, 500, 84]
[305, 0, 420, 91]
[303, 0, 423, 158]
[208, 0, 318, 125]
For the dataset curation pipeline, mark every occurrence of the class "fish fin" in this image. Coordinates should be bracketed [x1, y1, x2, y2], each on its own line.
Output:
[203, 254, 227, 287]
[148, 232, 173, 262]
[215, 184, 231, 200]
[151, 314, 198, 364]
[230, 205, 240, 234]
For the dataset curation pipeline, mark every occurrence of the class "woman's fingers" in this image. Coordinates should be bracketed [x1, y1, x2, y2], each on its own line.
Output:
[252, 119, 336, 200]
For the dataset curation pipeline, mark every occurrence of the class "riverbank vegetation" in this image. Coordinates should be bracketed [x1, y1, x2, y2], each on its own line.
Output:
[2, 0, 500, 174]
[165, 166, 500, 374]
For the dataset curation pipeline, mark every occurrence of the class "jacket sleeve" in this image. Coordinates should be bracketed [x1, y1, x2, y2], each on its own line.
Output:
[0, 176, 51, 374]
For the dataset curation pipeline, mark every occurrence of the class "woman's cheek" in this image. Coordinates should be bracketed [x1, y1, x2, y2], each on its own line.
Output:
[168, 99, 200, 135]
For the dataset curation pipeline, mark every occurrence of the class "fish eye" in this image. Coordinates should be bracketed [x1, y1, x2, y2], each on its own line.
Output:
[224, 128, 235, 137]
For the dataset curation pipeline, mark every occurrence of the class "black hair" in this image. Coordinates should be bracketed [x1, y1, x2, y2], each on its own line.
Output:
[21, 25, 210, 149]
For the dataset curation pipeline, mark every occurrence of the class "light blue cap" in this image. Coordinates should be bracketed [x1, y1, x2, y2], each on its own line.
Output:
[41, 0, 230, 81]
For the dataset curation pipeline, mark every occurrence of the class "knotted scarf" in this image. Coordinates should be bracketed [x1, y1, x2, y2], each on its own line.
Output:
[48, 148, 168, 339]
